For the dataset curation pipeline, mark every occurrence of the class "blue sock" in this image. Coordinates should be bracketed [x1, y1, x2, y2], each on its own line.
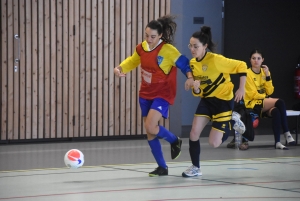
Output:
[189, 140, 200, 168]
[156, 125, 177, 143]
[148, 137, 167, 168]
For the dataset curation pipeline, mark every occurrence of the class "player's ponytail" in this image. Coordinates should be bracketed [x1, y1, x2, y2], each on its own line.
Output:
[192, 26, 216, 52]
[146, 15, 177, 44]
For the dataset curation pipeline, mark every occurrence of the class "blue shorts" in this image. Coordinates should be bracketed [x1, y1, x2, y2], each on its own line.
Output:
[139, 97, 169, 119]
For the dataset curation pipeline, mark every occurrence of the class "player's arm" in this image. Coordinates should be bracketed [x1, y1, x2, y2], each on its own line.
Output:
[164, 45, 194, 90]
[215, 55, 247, 101]
[262, 66, 274, 96]
[192, 80, 203, 97]
[119, 49, 141, 73]
[245, 76, 266, 100]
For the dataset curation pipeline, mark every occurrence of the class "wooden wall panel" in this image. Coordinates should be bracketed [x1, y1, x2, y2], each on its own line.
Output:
[44, 0, 51, 139]
[73, 0, 80, 138]
[50, 0, 57, 139]
[1, 0, 8, 141]
[0, 0, 171, 142]
[19, 0, 26, 139]
[7, 0, 14, 140]
[96, 0, 103, 137]
[38, 0, 44, 139]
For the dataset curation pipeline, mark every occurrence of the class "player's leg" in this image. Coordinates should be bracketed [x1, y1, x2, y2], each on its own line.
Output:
[139, 98, 168, 176]
[145, 98, 182, 160]
[182, 98, 211, 177]
[209, 121, 231, 148]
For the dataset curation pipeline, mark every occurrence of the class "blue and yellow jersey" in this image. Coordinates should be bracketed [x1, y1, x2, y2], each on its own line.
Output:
[120, 40, 190, 75]
[119, 40, 191, 104]
[190, 52, 247, 100]
[244, 68, 274, 109]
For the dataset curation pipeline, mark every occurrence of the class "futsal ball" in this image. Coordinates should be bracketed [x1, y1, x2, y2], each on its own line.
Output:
[64, 149, 84, 169]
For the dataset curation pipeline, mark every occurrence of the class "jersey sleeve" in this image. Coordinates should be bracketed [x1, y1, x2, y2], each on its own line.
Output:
[214, 54, 247, 76]
[192, 88, 203, 97]
[264, 72, 274, 96]
[162, 44, 192, 75]
[119, 48, 141, 73]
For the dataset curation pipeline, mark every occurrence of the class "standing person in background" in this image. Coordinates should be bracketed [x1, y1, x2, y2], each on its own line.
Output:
[182, 26, 247, 177]
[114, 15, 194, 177]
[227, 49, 296, 150]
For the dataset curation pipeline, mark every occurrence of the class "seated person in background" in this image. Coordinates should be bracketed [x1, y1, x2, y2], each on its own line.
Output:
[227, 49, 296, 150]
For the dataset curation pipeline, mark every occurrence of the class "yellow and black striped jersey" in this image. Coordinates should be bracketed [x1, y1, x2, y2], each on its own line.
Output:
[190, 52, 247, 100]
[244, 67, 274, 109]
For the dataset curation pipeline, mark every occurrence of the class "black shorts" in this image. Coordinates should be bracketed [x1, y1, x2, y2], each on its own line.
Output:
[195, 97, 234, 133]
[251, 99, 269, 118]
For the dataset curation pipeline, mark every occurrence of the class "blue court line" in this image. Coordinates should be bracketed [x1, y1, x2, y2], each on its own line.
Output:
[227, 167, 258, 170]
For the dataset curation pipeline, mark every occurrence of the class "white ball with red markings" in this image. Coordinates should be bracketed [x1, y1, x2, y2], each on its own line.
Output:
[64, 149, 84, 169]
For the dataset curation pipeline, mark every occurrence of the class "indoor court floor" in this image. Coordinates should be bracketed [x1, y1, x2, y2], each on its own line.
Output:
[0, 135, 300, 201]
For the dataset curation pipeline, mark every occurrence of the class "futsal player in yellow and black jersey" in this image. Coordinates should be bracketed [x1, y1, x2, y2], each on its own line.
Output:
[237, 49, 295, 150]
[182, 26, 247, 177]
[114, 15, 194, 177]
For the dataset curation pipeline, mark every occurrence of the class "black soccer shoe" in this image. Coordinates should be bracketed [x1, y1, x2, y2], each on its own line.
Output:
[149, 166, 168, 177]
[171, 137, 182, 160]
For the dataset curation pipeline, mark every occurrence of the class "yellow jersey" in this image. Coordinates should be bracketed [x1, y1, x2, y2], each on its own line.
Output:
[244, 67, 274, 109]
[190, 52, 247, 100]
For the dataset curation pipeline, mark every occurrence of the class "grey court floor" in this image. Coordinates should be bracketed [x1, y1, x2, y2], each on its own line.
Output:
[0, 135, 300, 201]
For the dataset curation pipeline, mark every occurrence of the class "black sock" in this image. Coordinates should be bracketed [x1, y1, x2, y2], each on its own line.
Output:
[275, 99, 289, 133]
[189, 139, 200, 168]
[271, 108, 281, 144]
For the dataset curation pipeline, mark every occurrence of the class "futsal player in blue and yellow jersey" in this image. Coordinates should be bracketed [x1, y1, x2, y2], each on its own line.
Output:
[182, 26, 247, 177]
[114, 15, 194, 177]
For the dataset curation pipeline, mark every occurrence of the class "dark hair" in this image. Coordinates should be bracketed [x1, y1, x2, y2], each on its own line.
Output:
[192, 26, 216, 52]
[146, 15, 177, 44]
[249, 49, 264, 59]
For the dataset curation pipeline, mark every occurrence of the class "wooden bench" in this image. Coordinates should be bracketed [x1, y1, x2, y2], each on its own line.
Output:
[286, 110, 300, 145]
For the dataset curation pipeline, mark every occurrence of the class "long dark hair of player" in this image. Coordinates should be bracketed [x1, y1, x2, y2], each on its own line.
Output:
[192, 26, 216, 52]
[249, 48, 264, 59]
[146, 15, 177, 45]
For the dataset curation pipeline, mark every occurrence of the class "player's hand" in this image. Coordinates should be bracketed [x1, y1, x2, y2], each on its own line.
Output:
[261, 65, 270, 76]
[234, 88, 245, 102]
[185, 77, 194, 90]
[114, 66, 126, 77]
[193, 80, 200, 92]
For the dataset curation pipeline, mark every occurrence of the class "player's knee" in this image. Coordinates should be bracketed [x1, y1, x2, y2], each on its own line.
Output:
[209, 139, 222, 148]
[189, 130, 200, 141]
[144, 122, 157, 135]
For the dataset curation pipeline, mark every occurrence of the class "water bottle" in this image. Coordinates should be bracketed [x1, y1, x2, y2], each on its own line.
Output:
[235, 131, 241, 149]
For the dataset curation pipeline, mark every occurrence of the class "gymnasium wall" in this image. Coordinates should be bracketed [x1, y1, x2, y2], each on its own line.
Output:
[224, 0, 300, 134]
[0, 0, 170, 142]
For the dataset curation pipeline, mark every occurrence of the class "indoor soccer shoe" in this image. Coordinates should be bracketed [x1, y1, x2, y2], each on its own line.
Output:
[284, 132, 296, 145]
[232, 111, 246, 134]
[276, 142, 288, 150]
[149, 166, 168, 177]
[226, 138, 236, 149]
[171, 137, 182, 160]
[182, 165, 202, 177]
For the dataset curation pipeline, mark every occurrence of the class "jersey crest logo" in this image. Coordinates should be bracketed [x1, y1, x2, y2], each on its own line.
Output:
[202, 65, 208, 71]
[190, 65, 194, 70]
[157, 56, 163, 65]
